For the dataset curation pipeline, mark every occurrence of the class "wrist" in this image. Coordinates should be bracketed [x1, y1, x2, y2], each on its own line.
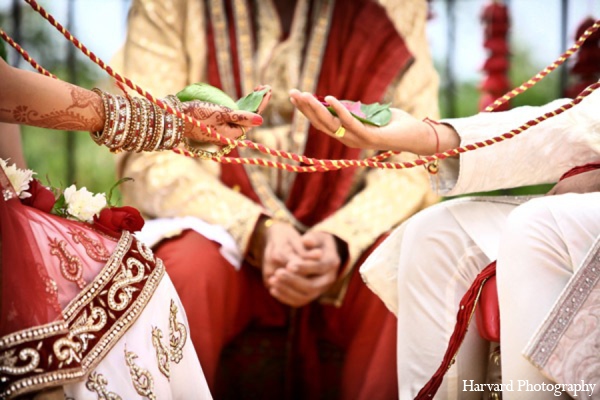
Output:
[246, 215, 270, 269]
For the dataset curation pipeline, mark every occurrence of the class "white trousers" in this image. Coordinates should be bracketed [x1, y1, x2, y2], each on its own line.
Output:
[391, 193, 600, 399]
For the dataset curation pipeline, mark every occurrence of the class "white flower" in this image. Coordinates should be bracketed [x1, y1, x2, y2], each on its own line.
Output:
[0, 158, 35, 199]
[63, 185, 107, 222]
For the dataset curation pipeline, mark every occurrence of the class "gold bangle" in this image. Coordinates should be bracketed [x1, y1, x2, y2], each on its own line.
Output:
[146, 103, 165, 152]
[134, 98, 153, 153]
[90, 88, 115, 146]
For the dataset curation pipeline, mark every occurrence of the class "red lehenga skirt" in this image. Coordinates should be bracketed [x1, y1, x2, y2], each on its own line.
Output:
[0, 165, 211, 399]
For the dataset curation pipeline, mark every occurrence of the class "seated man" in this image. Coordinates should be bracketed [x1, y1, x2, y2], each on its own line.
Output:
[117, 0, 439, 397]
[290, 81, 600, 399]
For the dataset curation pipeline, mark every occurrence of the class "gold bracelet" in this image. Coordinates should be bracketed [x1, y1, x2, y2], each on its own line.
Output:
[182, 127, 246, 159]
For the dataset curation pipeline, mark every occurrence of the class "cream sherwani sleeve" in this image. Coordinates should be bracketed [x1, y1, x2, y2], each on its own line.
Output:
[312, 0, 440, 283]
[436, 88, 600, 196]
[117, 0, 264, 253]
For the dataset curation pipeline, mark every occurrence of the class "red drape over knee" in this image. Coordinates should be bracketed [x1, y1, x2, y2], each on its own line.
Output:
[295, 236, 399, 400]
[319, 268, 398, 400]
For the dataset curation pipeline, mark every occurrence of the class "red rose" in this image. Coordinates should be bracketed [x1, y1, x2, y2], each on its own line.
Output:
[22, 179, 56, 213]
[93, 206, 145, 236]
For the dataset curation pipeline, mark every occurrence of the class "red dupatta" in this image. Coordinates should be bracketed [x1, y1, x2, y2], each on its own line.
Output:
[208, 0, 413, 227]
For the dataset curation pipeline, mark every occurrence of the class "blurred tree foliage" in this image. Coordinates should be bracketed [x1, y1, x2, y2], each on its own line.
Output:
[1, 4, 120, 198]
[0, 37, 7, 61]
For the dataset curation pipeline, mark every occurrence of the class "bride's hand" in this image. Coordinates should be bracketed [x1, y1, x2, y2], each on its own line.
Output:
[289, 89, 440, 155]
[182, 85, 272, 143]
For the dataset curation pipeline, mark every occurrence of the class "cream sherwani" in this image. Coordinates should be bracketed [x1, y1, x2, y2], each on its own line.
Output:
[361, 88, 600, 399]
[115, 0, 440, 306]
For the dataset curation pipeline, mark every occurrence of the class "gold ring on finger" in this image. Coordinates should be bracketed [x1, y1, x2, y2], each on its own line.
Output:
[334, 125, 346, 138]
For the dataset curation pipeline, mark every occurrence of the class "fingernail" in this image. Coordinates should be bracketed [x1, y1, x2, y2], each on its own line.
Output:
[252, 115, 263, 125]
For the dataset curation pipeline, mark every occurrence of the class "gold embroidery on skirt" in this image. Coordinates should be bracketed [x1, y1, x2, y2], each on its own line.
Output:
[53, 304, 108, 367]
[85, 371, 122, 400]
[68, 228, 111, 262]
[0, 232, 166, 399]
[125, 349, 157, 400]
[0, 348, 40, 375]
[151, 327, 170, 379]
[48, 237, 86, 289]
[136, 239, 154, 262]
[168, 300, 186, 364]
[108, 258, 146, 311]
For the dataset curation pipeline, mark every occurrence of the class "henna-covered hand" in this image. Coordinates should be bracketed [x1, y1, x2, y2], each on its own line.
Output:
[181, 85, 272, 143]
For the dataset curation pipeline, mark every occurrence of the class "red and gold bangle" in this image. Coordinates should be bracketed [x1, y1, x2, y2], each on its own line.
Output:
[137, 99, 155, 153]
[133, 98, 151, 152]
[105, 94, 127, 149]
[123, 97, 142, 152]
[113, 95, 133, 150]
[146, 104, 165, 152]
[90, 88, 115, 146]
[167, 95, 185, 148]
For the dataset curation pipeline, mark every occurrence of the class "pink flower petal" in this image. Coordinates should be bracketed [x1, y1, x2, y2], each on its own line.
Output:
[341, 101, 366, 118]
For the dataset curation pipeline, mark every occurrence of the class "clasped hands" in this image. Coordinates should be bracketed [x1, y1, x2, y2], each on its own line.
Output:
[259, 220, 343, 308]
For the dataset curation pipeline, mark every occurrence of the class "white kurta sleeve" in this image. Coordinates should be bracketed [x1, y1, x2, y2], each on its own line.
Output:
[436, 88, 600, 196]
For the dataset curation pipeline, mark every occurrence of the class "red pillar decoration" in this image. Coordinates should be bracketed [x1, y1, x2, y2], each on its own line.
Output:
[479, 0, 511, 111]
[565, 17, 600, 98]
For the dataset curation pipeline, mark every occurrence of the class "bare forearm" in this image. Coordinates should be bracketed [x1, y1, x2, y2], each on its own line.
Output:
[0, 60, 104, 132]
[371, 116, 461, 156]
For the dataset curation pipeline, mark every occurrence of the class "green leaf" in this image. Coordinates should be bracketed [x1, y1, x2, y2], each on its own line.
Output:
[359, 102, 392, 126]
[236, 88, 268, 112]
[51, 193, 67, 217]
[325, 101, 392, 127]
[0, 39, 7, 62]
[176, 83, 239, 110]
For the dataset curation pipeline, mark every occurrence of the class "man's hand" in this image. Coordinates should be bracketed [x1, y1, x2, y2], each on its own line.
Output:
[268, 231, 341, 307]
[547, 169, 600, 196]
[262, 221, 306, 289]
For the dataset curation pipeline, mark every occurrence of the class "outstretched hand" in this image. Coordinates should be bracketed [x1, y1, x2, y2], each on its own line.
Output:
[289, 89, 460, 155]
[182, 85, 272, 143]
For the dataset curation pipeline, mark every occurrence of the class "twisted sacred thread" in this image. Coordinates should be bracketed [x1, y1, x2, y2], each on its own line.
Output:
[484, 20, 600, 112]
[14, 0, 600, 172]
[0, 29, 56, 78]
[365, 19, 600, 164]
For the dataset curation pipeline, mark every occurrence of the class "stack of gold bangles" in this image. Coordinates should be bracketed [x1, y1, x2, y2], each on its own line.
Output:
[91, 88, 184, 153]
